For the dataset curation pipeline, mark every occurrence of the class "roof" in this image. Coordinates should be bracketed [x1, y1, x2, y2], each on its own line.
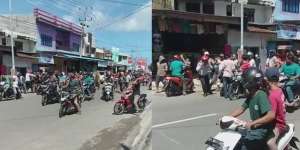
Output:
[247, 26, 276, 34]
[153, 9, 240, 25]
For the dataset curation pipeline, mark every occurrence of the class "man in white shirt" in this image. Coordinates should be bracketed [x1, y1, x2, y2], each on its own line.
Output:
[219, 55, 236, 100]
[25, 70, 35, 93]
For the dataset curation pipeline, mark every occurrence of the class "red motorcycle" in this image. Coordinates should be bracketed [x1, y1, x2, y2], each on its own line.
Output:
[113, 78, 147, 115]
[164, 68, 194, 97]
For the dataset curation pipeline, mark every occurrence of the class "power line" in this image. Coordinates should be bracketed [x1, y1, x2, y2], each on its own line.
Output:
[98, 0, 145, 6]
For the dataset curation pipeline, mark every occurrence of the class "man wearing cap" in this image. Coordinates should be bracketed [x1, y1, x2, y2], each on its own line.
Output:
[265, 67, 286, 150]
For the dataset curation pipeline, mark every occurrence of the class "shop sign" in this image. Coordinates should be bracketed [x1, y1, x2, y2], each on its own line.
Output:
[39, 56, 54, 64]
[277, 24, 300, 40]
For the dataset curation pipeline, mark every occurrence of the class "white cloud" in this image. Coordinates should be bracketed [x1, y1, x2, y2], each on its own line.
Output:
[62, 15, 75, 22]
[108, 3, 151, 32]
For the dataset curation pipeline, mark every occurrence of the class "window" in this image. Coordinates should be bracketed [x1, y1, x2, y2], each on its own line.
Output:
[72, 43, 80, 52]
[1, 38, 6, 46]
[14, 41, 23, 51]
[283, 0, 300, 13]
[186, 2, 200, 13]
[203, 1, 214, 14]
[244, 8, 255, 22]
[227, 4, 232, 16]
[41, 34, 52, 47]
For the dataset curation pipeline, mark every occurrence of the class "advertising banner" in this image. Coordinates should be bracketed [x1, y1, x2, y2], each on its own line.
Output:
[277, 24, 300, 40]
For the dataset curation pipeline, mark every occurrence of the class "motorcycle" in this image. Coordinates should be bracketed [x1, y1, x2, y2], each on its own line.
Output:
[82, 83, 94, 101]
[102, 82, 114, 101]
[206, 116, 299, 150]
[0, 81, 21, 101]
[113, 90, 148, 115]
[229, 71, 243, 100]
[59, 91, 81, 118]
[279, 75, 300, 112]
[41, 83, 60, 106]
[164, 76, 183, 97]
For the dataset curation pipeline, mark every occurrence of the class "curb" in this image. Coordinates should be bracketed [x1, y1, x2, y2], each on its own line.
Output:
[119, 103, 152, 150]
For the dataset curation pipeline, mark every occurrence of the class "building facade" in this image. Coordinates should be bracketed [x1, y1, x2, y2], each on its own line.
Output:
[153, 0, 276, 71]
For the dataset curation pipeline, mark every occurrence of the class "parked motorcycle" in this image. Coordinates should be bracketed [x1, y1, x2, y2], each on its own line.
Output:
[113, 90, 148, 115]
[205, 116, 299, 150]
[102, 82, 114, 101]
[41, 83, 60, 106]
[59, 91, 81, 118]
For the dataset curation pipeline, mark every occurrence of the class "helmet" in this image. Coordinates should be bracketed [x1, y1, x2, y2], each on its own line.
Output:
[241, 68, 263, 90]
[201, 55, 209, 62]
[204, 51, 210, 56]
[173, 55, 180, 60]
[247, 51, 254, 58]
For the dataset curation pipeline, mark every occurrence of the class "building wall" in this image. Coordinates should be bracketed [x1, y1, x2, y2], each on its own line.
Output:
[2, 54, 33, 69]
[174, 0, 273, 24]
[228, 29, 275, 48]
[36, 21, 81, 54]
[232, 3, 273, 24]
[274, 0, 300, 21]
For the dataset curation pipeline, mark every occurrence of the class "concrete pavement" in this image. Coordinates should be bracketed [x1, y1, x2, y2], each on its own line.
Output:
[151, 90, 300, 150]
[0, 87, 150, 150]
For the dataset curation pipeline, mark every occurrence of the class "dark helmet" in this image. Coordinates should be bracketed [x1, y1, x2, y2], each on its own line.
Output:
[241, 67, 264, 90]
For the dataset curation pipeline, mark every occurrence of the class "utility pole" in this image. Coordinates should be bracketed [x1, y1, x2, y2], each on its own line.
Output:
[79, 6, 93, 57]
[9, 0, 15, 75]
[240, 0, 247, 53]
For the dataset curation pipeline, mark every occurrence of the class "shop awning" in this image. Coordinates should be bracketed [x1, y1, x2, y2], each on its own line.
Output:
[63, 54, 104, 62]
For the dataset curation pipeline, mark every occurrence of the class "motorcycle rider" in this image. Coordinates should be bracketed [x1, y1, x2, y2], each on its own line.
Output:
[265, 67, 287, 150]
[229, 68, 275, 149]
[248, 51, 256, 68]
[63, 73, 81, 114]
[169, 54, 186, 95]
[280, 52, 300, 103]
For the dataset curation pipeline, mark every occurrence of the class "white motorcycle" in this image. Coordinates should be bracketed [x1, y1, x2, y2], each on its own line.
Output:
[206, 116, 299, 150]
[102, 82, 114, 101]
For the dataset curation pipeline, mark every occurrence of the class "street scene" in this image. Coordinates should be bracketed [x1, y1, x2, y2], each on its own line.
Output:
[152, 0, 300, 149]
[0, 0, 151, 150]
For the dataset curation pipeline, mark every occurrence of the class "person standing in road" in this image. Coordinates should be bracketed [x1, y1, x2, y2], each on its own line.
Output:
[156, 55, 168, 93]
[196, 55, 212, 97]
[25, 69, 35, 93]
[219, 55, 236, 100]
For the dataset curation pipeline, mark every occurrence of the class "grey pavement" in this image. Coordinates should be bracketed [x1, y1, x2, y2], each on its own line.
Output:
[151, 90, 300, 150]
[0, 86, 148, 150]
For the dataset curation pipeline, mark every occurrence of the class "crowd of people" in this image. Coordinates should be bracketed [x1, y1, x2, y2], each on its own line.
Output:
[155, 48, 300, 149]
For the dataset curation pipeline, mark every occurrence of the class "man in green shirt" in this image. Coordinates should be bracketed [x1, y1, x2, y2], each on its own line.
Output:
[280, 52, 300, 103]
[229, 68, 275, 149]
[169, 55, 186, 94]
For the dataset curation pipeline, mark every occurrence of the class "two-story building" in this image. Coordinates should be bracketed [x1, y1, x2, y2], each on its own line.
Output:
[0, 15, 37, 75]
[153, 0, 276, 71]
[273, 0, 300, 52]
[34, 8, 99, 72]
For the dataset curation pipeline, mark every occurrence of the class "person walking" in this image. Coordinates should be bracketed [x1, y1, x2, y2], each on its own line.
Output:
[196, 55, 212, 97]
[156, 55, 168, 93]
[219, 55, 236, 100]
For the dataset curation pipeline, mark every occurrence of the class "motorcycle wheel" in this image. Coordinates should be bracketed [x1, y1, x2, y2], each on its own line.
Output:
[165, 84, 172, 97]
[106, 94, 110, 101]
[42, 95, 47, 106]
[114, 103, 125, 115]
[229, 84, 239, 100]
[59, 104, 65, 118]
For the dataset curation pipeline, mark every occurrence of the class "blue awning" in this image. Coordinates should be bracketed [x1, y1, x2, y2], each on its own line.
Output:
[63, 54, 102, 62]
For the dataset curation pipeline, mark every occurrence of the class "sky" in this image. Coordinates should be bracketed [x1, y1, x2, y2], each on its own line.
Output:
[0, 0, 152, 63]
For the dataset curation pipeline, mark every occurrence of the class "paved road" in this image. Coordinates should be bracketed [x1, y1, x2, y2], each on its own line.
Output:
[0, 87, 147, 150]
[151, 90, 300, 150]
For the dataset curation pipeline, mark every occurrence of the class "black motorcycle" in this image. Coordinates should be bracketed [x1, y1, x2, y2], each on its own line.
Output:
[82, 83, 94, 101]
[59, 91, 81, 118]
[229, 72, 243, 100]
[279, 76, 300, 112]
[0, 81, 21, 101]
[41, 83, 60, 106]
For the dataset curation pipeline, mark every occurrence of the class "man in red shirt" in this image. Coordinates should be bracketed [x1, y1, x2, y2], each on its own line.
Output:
[265, 67, 286, 150]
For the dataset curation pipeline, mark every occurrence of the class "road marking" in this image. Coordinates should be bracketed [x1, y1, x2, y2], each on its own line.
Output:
[152, 113, 217, 128]
[158, 131, 181, 145]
